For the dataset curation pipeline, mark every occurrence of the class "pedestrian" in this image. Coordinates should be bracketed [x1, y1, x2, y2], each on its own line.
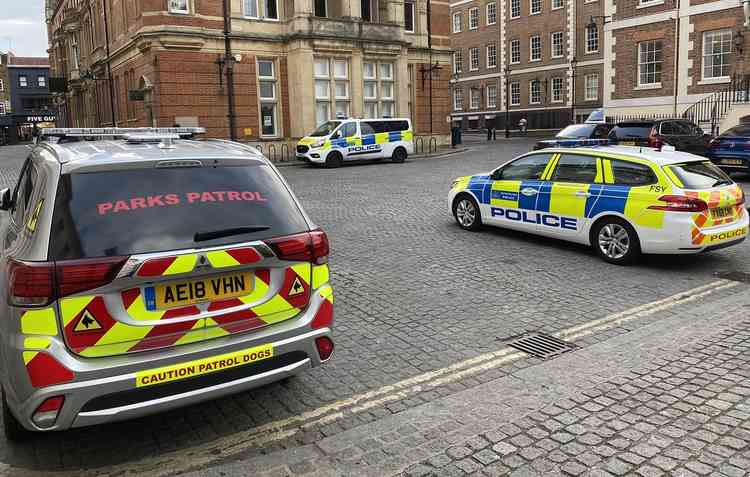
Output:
[518, 118, 528, 136]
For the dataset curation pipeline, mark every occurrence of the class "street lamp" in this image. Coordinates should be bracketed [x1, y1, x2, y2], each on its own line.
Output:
[505, 59, 511, 138]
[570, 56, 578, 123]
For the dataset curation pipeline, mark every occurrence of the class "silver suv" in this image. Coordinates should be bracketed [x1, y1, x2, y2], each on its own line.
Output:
[0, 128, 334, 439]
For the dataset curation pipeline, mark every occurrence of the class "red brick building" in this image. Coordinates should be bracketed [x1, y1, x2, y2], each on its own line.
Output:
[45, 0, 452, 149]
[605, 0, 750, 125]
[450, 0, 604, 132]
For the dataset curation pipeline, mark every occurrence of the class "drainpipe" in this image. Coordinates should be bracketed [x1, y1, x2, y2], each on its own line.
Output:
[672, 0, 680, 116]
[427, 0, 433, 136]
[102, 0, 116, 125]
[222, 0, 237, 141]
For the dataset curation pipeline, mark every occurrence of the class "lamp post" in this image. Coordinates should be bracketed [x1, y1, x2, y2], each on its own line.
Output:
[570, 56, 577, 123]
[505, 59, 511, 138]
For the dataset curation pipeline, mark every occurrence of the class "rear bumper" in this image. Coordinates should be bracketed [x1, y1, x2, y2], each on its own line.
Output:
[5, 289, 333, 432]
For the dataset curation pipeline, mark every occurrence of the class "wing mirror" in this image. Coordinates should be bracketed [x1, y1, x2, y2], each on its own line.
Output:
[490, 170, 502, 180]
[0, 188, 12, 211]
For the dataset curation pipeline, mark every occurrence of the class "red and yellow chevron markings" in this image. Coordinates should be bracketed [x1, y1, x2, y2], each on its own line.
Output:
[20, 307, 75, 388]
[137, 248, 263, 277]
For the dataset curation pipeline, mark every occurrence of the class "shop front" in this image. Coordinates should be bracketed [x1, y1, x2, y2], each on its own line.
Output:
[6, 113, 56, 143]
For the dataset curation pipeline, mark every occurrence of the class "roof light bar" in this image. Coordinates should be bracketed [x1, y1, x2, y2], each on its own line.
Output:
[40, 127, 206, 138]
[553, 139, 613, 148]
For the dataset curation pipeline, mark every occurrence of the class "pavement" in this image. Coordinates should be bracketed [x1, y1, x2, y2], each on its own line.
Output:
[0, 140, 748, 477]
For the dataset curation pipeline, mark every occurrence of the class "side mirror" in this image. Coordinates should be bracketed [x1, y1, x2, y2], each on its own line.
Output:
[490, 170, 502, 181]
[0, 188, 12, 211]
[332, 131, 342, 139]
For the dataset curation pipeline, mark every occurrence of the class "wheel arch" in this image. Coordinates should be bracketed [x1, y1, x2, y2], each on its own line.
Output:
[452, 190, 481, 212]
[588, 213, 642, 249]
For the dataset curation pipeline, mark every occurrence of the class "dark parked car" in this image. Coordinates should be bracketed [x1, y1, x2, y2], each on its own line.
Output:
[707, 124, 750, 174]
[609, 119, 709, 155]
[534, 123, 612, 150]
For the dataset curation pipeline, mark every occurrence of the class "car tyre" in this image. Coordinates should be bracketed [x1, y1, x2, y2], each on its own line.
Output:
[392, 147, 407, 163]
[2, 391, 32, 442]
[453, 195, 482, 231]
[325, 152, 343, 169]
[591, 217, 640, 265]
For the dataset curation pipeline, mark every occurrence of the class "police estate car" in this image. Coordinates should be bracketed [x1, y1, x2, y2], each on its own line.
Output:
[449, 143, 747, 264]
[0, 128, 334, 439]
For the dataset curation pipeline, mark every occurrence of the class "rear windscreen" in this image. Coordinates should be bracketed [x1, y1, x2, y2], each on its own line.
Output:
[666, 161, 733, 190]
[49, 165, 309, 260]
[610, 124, 653, 139]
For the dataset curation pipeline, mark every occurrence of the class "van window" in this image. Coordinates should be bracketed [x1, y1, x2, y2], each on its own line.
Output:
[49, 165, 309, 260]
[363, 120, 409, 134]
[310, 121, 341, 137]
[340, 122, 357, 137]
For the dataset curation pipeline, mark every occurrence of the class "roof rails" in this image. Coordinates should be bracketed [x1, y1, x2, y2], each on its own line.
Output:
[40, 127, 206, 138]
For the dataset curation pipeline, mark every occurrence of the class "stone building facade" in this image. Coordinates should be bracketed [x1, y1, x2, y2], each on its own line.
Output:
[46, 0, 452, 151]
[449, 0, 604, 132]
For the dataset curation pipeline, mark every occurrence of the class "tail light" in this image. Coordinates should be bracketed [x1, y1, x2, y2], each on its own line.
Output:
[32, 396, 64, 428]
[266, 229, 330, 265]
[648, 195, 708, 212]
[315, 336, 334, 361]
[9, 256, 127, 307]
[648, 127, 663, 150]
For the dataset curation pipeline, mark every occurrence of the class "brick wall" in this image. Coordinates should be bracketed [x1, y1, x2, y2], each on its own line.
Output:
[611, 20, 675, 100]
[414, 63, 451, 135]
[687, 9, 743, 95]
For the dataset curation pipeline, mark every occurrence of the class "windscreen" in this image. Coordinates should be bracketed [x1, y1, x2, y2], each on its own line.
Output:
[610, 123, 653, 139]
[49, 165, 309, 260]
[666, 161, 733, 190]
[556, 124, 596, 139]
[310, 121, 341, 137]
[723, 124, 750, 137]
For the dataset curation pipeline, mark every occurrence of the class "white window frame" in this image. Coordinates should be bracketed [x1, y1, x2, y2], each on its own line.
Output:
[486, 2, 497, 25]
[453, 13, 462, 33]
[453, 50, 463, 74]
[404, 0, 415, 33]
[702, 29, 732, 80]
[530, 35, 541, 62]
[529, 80, 541, 104]
[552, 0, 563, 9]
[510, 81, 520, 106]
[637, 0, 662, 6]
[586, 25, 599, 54]
[19, 76, 28, 88]
[469, 7, 479, 30]
[510, 39, 521, 64]
[530, 0, 542, 15]
[510, 0, 520, 19]
[585, 74, 599, 101]
[0, 103, 5, 115]
[470, 47, 480, 71]
[551, 32, 564, 58]
[470, 88, 480, 109]
[258, 59, 279, 137]
[168, 0, 190, 14]
[37, 76, 46, 88]
[487, 44, 497, 69]
[0, 79, 4, 92]
[453, 88, 463, 110]
[363, 61, 395, 118]
[486, 84, 497, 108]
[638, 40, 662, 87]
[551, 77, 563, 103]
[243, 0, 259, 18]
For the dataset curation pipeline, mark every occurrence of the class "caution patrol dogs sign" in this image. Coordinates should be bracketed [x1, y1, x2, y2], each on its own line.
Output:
[135, 344, 273, 387]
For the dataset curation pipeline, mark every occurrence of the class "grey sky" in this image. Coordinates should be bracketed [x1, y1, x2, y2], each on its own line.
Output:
[0, 0, 49, 57]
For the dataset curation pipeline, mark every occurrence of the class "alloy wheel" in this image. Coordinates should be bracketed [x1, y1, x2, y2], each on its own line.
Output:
[456, 199, 476, 228]
[598, 223, 630, 260]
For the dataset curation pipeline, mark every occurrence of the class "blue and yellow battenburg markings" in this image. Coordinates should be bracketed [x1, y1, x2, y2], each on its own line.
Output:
[299, 131, 413, 152]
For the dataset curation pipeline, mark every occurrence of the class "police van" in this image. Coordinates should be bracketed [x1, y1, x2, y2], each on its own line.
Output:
[296, 118, 414, 168]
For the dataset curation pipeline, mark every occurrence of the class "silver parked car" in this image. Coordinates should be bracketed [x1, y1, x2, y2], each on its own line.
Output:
[0, 128, 334, 439]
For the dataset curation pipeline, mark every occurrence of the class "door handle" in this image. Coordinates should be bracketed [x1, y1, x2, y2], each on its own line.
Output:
[575, 191, 591, 198]
[521, 187, 538, 197]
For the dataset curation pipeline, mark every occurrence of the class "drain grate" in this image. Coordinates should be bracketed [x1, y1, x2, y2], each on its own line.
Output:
[504, 333, 578, 360]
[715, 271, 750, 284]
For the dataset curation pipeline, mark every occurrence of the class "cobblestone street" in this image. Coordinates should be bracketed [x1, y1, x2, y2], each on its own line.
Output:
[0, 140, 748, 476]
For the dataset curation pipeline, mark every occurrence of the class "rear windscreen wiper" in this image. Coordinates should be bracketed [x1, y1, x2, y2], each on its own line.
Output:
[194, 226, 270, 242]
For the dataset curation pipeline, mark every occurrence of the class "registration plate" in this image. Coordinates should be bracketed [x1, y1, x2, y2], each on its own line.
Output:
[721, 159, 744, 165]
[619, 141, 636, 146]
[144, 271, 254, 310]
[711, 206, 733, 219]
